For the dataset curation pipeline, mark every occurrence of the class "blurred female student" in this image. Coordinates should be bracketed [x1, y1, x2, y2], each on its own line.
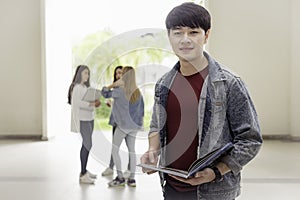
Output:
[68, 65, 101, 184]
[102, 66, 144, 187]
[102, 66, 131, 178]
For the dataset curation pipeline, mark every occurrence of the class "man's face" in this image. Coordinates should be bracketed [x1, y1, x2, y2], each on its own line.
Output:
[168, 26, 209, 62]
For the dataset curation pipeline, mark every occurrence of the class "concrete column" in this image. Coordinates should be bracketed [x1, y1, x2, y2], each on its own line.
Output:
[290, 0, 300, 139]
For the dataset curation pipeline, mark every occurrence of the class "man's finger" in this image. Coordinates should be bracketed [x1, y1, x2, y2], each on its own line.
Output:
[140, 154, 146, 164]
[149, 151, 155, 163]
[194, 171, 205, 178]
[146, 170, 157, 175]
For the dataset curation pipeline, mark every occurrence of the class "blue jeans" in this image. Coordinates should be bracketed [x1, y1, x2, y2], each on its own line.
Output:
[109, 126, 131, 170]
[111, 127, 137, 179]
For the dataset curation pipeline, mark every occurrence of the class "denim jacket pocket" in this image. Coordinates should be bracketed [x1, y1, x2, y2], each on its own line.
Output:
[213, 99, 224, 113]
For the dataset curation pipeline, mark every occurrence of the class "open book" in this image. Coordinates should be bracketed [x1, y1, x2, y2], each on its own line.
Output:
[82, 87, 101, 102]
[138, 142, 233, 179]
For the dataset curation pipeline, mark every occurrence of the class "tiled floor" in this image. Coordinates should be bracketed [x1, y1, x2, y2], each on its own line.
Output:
[0, 131, 299, 200]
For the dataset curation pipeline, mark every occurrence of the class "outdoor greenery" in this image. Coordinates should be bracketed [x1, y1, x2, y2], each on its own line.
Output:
[72, 28, 176, 131]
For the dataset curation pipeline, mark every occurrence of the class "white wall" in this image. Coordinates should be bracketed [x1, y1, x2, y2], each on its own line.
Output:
[0, 0, 72, 138]
[290, 0, 300, 137]
[207, 0, 300, 137]
[0, 0, 42, 136]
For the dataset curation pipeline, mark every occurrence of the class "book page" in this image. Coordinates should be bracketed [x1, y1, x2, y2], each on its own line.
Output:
[137, 164, 189, 179]
[187, 143, 233, 176]
[188, 148, 219, 172]
[82, 87, 101, 102]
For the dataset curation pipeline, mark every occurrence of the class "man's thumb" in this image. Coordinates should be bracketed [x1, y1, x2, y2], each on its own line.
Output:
[149, 151, 155, 163]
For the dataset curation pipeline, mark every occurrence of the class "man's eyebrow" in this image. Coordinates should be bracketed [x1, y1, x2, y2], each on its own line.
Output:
[172, 26, 182, 30]
[171, 26, 200, 30]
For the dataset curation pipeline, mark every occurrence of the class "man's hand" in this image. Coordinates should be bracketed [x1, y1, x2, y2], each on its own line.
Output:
[140, 132, 160, 175]
[169, 168, 215, 186]
[140, 150, 159, 175]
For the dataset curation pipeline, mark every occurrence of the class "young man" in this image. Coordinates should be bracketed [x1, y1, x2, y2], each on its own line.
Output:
[140, 2, 263, 200]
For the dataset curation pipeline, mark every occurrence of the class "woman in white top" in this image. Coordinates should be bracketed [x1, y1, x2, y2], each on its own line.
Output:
[68, 65, 100, 184]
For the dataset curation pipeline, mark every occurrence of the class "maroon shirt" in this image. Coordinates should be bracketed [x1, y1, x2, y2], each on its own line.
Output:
[166, 67, 208, 192]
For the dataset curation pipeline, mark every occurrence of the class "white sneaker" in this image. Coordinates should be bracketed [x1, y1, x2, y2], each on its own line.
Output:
[101, 167, 113, 176]
[87, 171, 97, 179]
[123, 170, 131, 179]
[79, 173, 95, 184]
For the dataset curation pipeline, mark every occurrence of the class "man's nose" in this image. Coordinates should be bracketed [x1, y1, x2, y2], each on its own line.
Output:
[181, 33, 191, 44]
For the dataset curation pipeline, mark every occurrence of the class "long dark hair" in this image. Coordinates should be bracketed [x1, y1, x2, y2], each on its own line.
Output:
[67, 65, 90, 104]
[113, 65, 123, 82]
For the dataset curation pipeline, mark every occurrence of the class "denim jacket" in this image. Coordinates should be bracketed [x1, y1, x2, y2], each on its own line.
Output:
[149, 52, 263, 200]
[102, 87, 144, 133]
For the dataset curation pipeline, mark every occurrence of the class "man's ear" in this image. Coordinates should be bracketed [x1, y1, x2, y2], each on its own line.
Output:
[204, 29, 211, 43]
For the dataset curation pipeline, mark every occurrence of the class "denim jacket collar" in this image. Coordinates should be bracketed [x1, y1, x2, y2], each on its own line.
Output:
[169, 51, 227, 82]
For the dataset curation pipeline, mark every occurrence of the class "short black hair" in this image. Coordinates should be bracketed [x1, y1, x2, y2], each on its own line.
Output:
[165, 2, 211, 33]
